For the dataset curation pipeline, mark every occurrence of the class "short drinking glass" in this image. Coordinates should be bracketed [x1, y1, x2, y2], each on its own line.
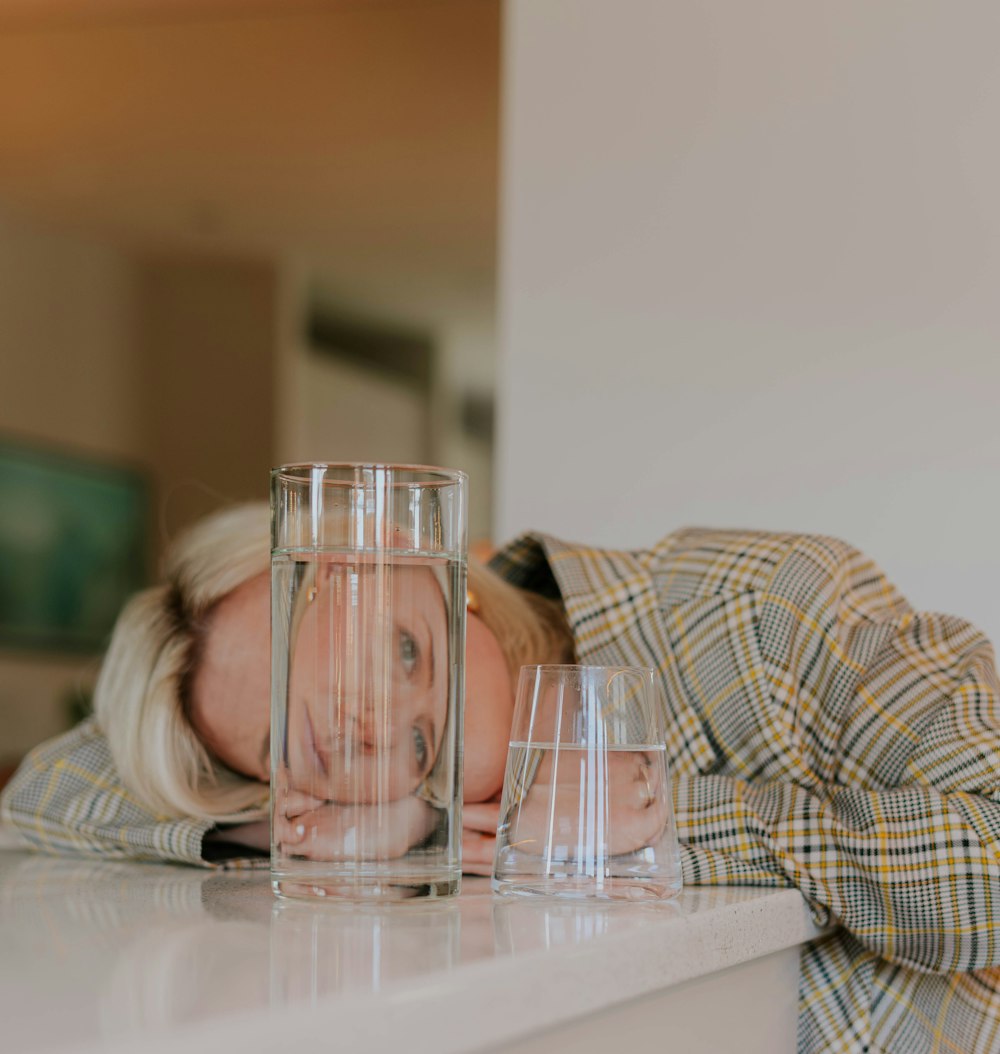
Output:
[492, 665, 682, 900]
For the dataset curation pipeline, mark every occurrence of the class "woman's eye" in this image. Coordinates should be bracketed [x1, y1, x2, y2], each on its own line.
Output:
[399, 630, 419, 674]
[413, 725, 428, 772]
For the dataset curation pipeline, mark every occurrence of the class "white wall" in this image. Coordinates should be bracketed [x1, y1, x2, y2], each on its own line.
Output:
[498, 0, 1000, 643]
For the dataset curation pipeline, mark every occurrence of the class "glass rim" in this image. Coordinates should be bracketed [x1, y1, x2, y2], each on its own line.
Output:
[271, 462, 468, 487]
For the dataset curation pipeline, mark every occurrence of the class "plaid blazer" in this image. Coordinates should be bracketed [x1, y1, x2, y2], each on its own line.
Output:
[489, 529, 1000, 1054]
[3, 527, 998, 1053]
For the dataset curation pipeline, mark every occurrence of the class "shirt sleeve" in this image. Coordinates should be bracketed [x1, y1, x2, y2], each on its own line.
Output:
[674, 764, 999, 972]
[666, 534, 1000, 975]
[0, 718, 266, 869]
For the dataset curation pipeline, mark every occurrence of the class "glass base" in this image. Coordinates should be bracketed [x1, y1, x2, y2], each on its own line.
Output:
[492, 874, 681, 901]
[272, 867, 460, 902]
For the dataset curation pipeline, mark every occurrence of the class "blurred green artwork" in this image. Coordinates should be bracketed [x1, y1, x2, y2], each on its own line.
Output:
[0, 438, 149, 653]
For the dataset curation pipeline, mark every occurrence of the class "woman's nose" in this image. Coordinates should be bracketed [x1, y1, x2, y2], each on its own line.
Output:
[332, 686, 397, 735]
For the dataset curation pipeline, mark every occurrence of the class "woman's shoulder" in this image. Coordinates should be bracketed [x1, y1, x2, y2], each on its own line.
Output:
[491, 526, 911, 626]
[3, 717, 112, 790]
[647, 527, 909, 619]
[0, 717, 225, 865]
[1, 716, 131, 826]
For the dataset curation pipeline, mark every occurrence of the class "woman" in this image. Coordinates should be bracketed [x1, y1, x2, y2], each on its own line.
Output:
[3, 502, 999, 1053]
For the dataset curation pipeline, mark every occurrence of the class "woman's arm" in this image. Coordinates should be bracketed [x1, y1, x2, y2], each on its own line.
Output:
[0, 718, 263, 867]
[662, 532, 1000, 973]
[674, 770, 1000, 973]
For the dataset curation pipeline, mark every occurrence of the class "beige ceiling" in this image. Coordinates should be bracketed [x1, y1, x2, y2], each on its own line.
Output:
[0, 0, 499, 318]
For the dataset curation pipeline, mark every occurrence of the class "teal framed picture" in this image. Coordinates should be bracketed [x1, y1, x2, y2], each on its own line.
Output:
[0, 437, 149, 653]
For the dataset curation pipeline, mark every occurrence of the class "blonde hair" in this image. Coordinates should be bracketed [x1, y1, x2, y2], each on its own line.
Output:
[467, 558, 575, 675]
[95, 503, 573, 822]
[94, 504, 271, 822]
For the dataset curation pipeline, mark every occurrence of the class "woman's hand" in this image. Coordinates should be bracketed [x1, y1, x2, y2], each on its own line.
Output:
[510, 749, 669, 858]
[462, 801, 501, 876]
[460, 751, 668, 874]
[274, 794, 438, 861]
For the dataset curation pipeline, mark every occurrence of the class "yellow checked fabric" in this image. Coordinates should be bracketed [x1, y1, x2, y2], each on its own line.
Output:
[0, 717, 266, 868]
[488, 528, 1000, 1054]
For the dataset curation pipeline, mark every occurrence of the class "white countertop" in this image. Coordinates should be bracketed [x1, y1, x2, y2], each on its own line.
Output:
[0, 845, 820, 1054]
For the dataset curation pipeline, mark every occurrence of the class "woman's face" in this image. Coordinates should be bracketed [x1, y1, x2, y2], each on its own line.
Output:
[280, 557, 451, 804]
[189, 570, 513, 805]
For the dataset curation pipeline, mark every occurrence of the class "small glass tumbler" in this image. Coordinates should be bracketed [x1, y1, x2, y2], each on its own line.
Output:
[492, 665, 683, 901]
[270, 463, 467, 901]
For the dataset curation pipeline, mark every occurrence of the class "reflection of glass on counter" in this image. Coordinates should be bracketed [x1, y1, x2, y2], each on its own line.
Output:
[101, 920, 269, 1039]
[0, 853, 271, 1048]
[270, 900, 463, 1003]
[492, 895, 683, 956]
[0, 847, 273, 931]
[0, 854, 207, 934]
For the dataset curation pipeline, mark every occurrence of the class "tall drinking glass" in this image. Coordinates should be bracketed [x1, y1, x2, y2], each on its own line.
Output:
[270, 463, 467, 901]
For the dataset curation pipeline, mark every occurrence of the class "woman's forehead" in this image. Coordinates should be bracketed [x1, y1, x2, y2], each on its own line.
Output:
[216, 572, 271, 640]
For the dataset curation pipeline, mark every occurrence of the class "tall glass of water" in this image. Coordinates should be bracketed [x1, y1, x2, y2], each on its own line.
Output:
[270, 463, 467, 901]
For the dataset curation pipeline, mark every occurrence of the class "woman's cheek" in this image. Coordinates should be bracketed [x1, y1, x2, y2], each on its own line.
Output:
[462, 694, 511, 802]
[463, 614, 515, 802]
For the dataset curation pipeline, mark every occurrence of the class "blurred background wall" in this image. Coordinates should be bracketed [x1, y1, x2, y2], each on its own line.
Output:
[3, 0, 999, 774]
[498, 0, 1000, 646]
[0, 0, 499, 765]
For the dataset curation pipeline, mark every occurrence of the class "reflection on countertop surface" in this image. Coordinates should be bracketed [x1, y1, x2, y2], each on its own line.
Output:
[0, 847, 818, 1054]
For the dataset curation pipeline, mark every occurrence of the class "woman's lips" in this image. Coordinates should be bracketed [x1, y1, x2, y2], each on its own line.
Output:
[300, 711, 389, 783]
